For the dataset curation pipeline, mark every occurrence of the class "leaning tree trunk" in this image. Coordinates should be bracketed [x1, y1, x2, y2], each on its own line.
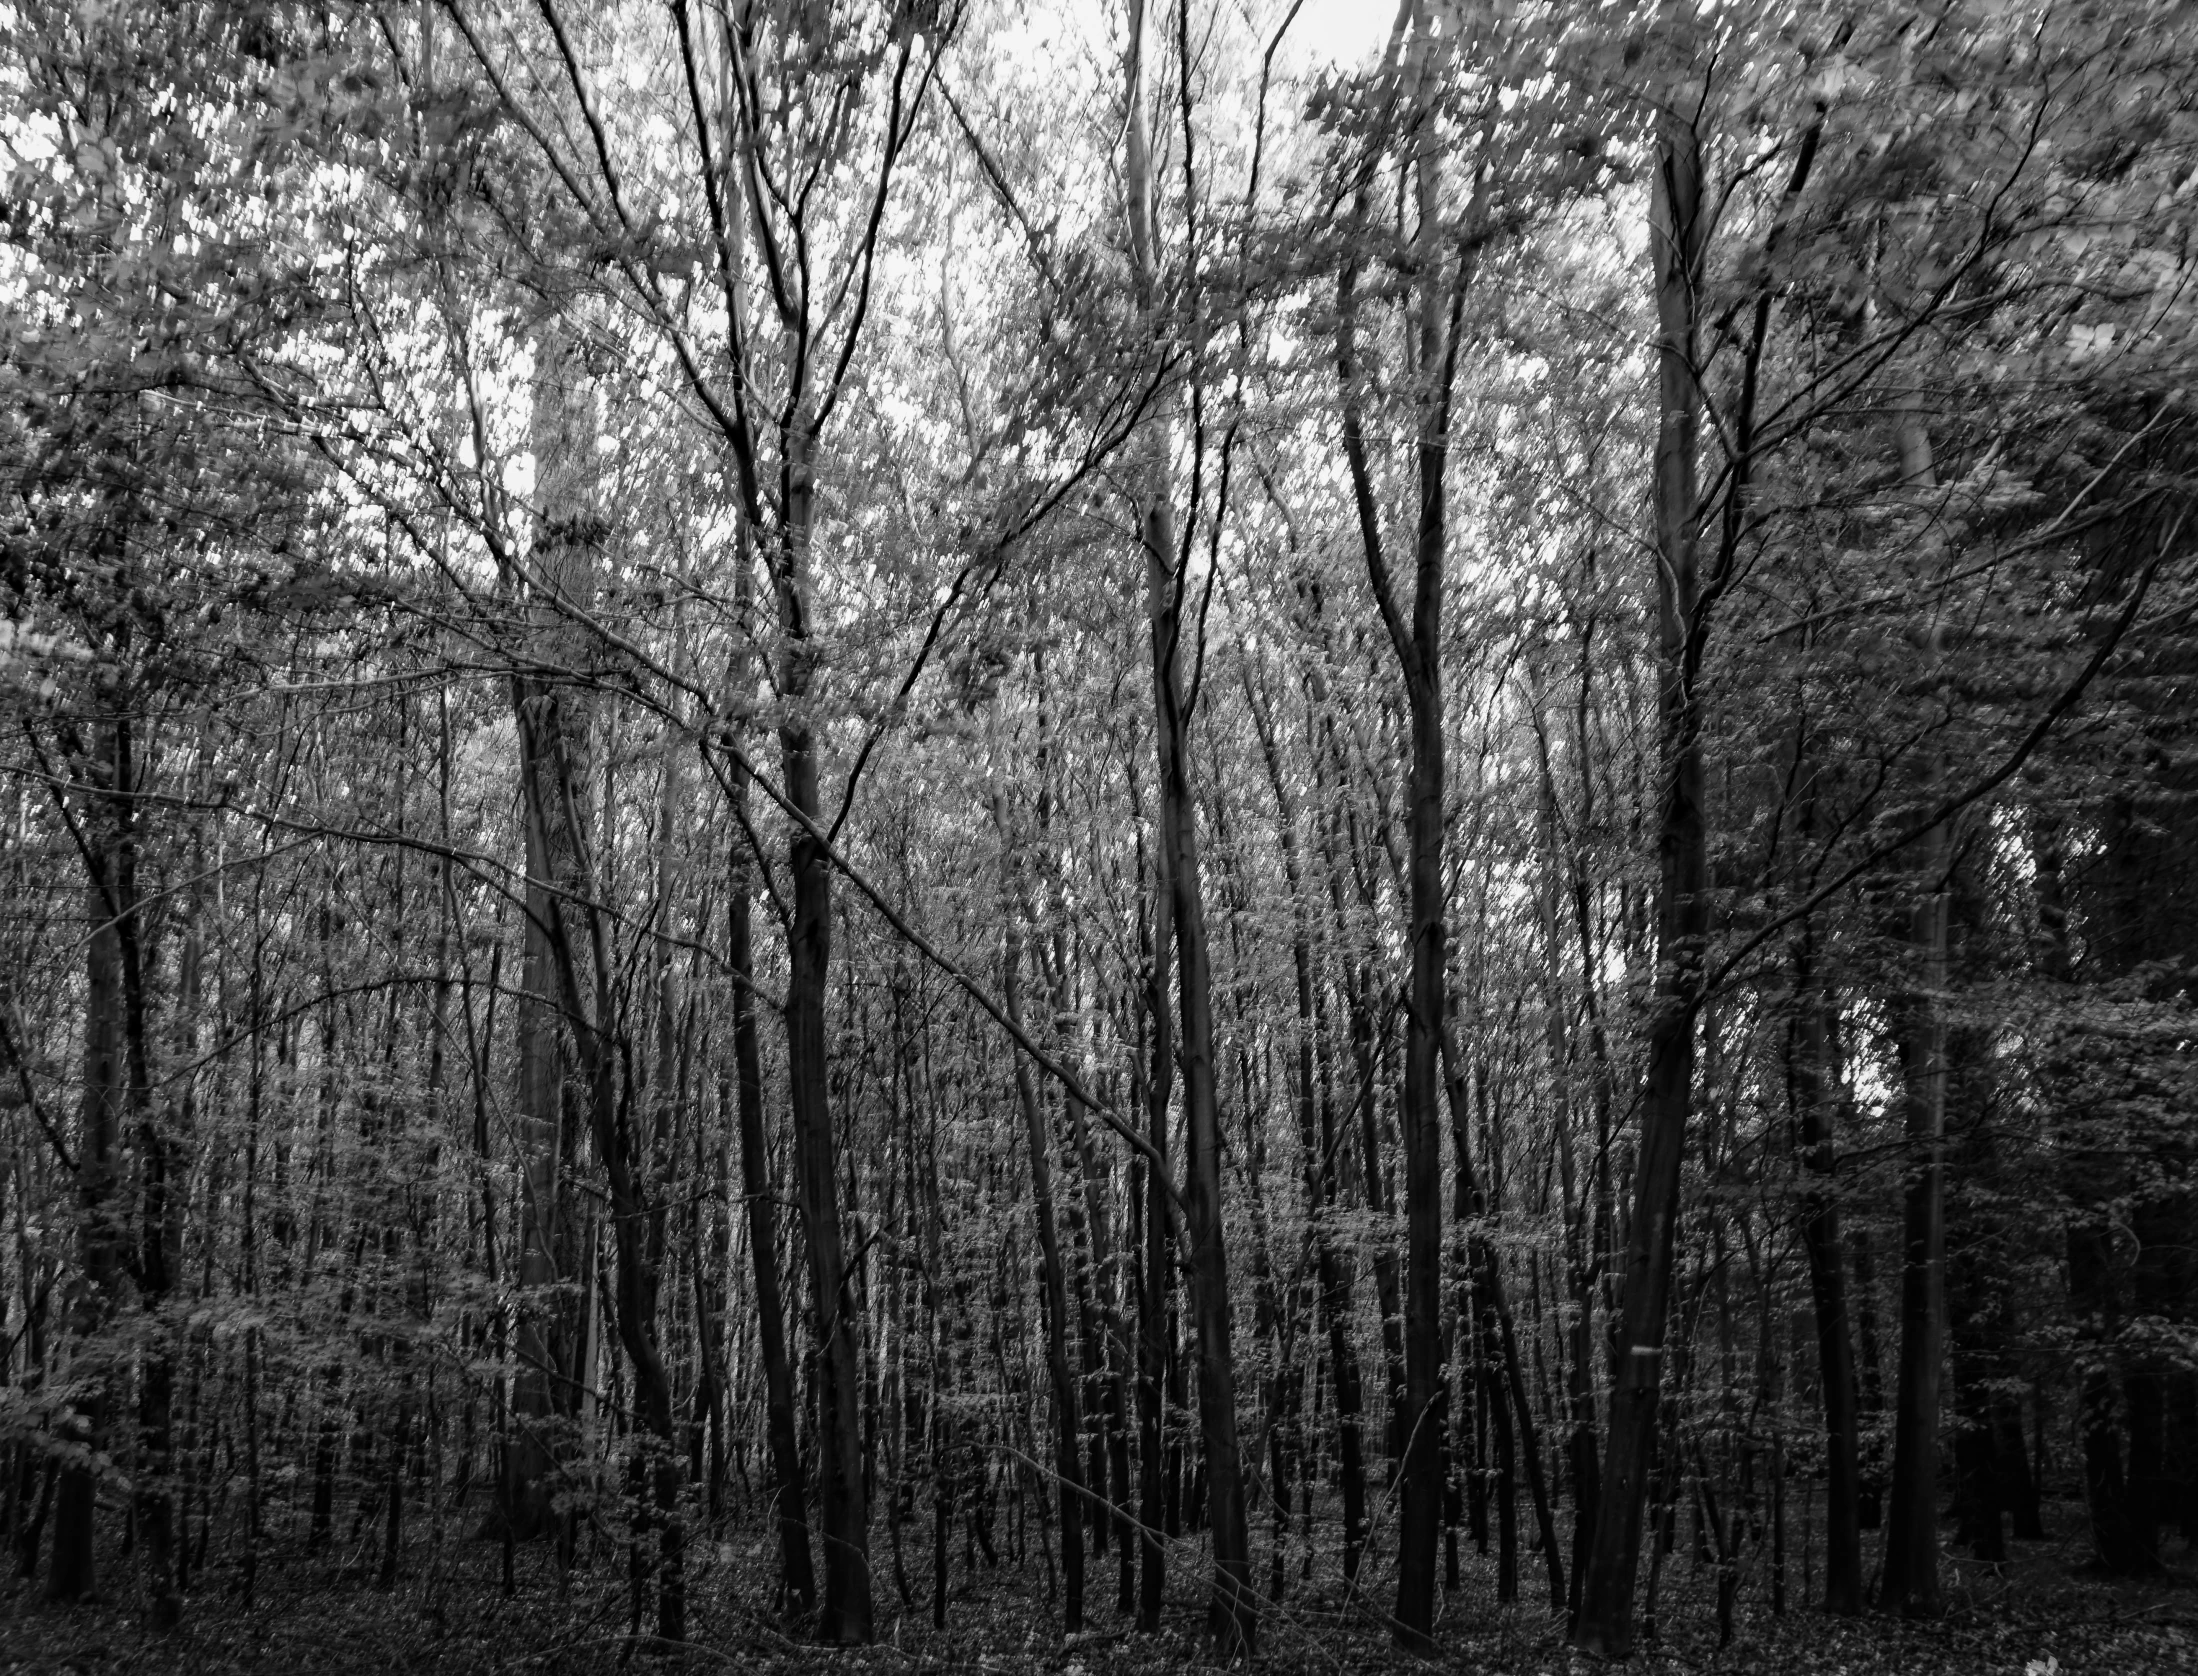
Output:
[1573, 99, 1708, 1661]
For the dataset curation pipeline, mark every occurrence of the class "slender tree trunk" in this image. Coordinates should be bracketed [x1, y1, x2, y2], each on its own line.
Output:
[1790, 919, 1864, 1613]
[1441, 1029, 1565, 1610]
[1065, 1055, 1137, 1614]
[138, 851, 194, 1628]
[1573, 101, 1707, 1660]
[1352, 1004, 1408, 1481]
[1309, 784, 1373, 1590]
[505, 327, 597, 1540]
[558, 719, 690, 1646]
[1882, 407, 1948, 1619]
[51, 716, 135, 1604]
[726, 543, 817, 1619]
[1540, 728, 1601, 1618]
[51, 869, 121, 1602]
[1781, 696, 1866, 1613]
[1123, 3, 1251, 1648]
[1251, 680, 1373, 1594]
[1004, 919, 1085, 1634]
[1160, 642, 1251, 1651]
[1484, 1302, 1519, 1603]
[1322, 10, 1481, 1633]
[1134, 815, 1172, 1632]
[776, 419, 871, 1644]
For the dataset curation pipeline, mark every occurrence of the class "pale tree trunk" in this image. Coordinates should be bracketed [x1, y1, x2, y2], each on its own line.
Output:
[506, 326, 594, 1540]
[1573, 95, 1707, 1659]
[1122, 1, 1252, 1647]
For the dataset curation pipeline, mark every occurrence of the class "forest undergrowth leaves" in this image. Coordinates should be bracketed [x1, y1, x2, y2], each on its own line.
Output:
[1, 1512, 2192, 1676]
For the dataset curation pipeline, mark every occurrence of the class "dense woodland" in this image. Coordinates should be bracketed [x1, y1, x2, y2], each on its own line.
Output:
[3, 0, 2198, 1668]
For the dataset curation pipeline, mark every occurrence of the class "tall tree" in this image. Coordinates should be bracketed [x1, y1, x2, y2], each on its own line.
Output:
[1573, 59, 1707, 1661]
[1121, 0, 1253, 1649]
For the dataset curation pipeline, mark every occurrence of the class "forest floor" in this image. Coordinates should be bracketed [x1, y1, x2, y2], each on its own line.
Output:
[2, 1495, 2194, 1676]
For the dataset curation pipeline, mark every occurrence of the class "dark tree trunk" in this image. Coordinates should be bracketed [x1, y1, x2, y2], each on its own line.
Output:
[1882, 401, 1949, 1620]
[726, 544, 817, 1619]
[1881, 877, 1949, 1615]
[1574, 104, 1707, 1660]
[1004, 923, 1085, 1633]
[776, 422, 871, 1645]
[1124, 10, 1251, 1644]
[1440, 1033, 1565, 1612]
[52, 718, 134, 1605]
[1789, 918, 1864, 1613]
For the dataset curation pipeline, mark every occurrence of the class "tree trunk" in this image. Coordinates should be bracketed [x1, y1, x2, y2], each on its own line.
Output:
[51, 716, 136, 1604]
[1882, 410, 1948, 1620]
[137, 848, 194, 1628]
[1064, 1054, 1137, 1615]
[51, 869, 122, 1602]
[505, 327, 598, 1540]
[1004, 919, 1085, 1634]
[1249, 677, 1359, 1601]
[1324, 12, 1475, 1635]
[724, 540, 818, 1619]
[1123, 2, 1251, 1649]
[1573, 101, 1707, 1660]
[1535, 763, 1602, 1621]
[777, 419, 871, 1644]
[1441, 1030, 1565, 1611]
[1790, 921, 1865, 1613]
[1134, 814, 1172, 1632]
[1784, 695, 1864, 1613]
